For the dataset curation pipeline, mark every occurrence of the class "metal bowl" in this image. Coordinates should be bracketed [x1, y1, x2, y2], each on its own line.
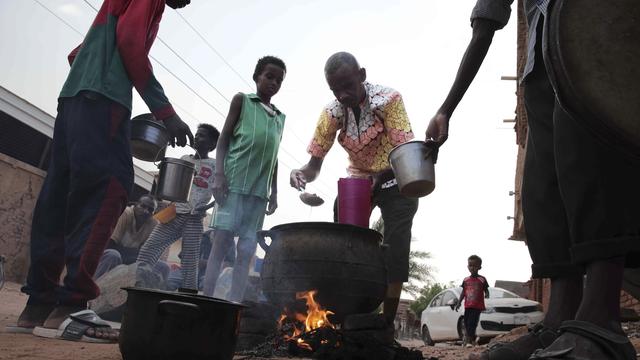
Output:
[130, 113, 169, 161]
[388, 140, 436, 197]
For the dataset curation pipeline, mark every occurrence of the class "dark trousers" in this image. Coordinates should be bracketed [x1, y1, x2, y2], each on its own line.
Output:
[334, 184, 419, 283]
[522, 23, 640, 278]
[464, 308, 482, 340]
[22, 92, 133, 306]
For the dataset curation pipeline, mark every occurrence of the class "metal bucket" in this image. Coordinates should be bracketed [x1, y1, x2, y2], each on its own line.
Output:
[130, 113, 170, 161]
[388, 140, 435, 198]
[156, 158, 195, 202]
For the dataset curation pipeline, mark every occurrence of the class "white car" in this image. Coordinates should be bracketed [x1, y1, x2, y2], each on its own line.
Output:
[420, 287, 544, 345]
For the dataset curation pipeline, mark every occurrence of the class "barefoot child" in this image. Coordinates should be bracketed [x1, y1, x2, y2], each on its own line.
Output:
[203, 56, 286, 302]
[456, 255, 490, 347]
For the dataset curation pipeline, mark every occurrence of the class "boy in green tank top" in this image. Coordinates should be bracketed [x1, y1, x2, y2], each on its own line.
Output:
[202, 56, 286, 302]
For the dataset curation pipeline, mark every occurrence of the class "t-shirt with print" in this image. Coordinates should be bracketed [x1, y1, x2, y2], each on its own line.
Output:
[175, 155, 216, 214]
[307, 82, 414, 178]
[461, 275, 489, 310]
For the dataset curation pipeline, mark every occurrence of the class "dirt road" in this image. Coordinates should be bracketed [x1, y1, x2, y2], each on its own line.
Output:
[1, 282, 638, 360]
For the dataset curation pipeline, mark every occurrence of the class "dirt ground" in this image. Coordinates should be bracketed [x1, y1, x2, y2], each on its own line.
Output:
[1, 281, 638, 360]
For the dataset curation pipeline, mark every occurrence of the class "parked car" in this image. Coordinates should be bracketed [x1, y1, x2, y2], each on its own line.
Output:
[420, 287, 544, 345]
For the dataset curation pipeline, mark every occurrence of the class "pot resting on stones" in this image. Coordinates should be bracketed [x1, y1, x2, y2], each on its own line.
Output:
[258, 222, 387, 323]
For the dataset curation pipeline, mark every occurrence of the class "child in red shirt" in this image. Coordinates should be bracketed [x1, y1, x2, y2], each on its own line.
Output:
[456, 254, 490, 346]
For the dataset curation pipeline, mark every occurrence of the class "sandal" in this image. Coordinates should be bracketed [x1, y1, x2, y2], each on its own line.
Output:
[468, 323, 559, 360]
[529, 320, 636, 360]
[32, 309, 119, 343]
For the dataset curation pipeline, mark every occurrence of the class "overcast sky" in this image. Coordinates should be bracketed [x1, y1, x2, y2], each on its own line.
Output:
[0, 0, 533, 295]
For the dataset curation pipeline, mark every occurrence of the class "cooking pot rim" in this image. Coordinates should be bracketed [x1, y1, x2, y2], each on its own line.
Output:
[389, 139, 429, 155]
[267, 221, 382, 240]
[131, 114, 167, 129]
[121, 286, 248, 308]
[161, 157, 197, 168]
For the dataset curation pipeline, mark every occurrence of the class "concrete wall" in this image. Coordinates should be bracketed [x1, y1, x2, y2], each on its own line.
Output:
[0, 152, 45, 283]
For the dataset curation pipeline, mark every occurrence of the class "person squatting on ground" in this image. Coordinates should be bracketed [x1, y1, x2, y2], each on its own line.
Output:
[12, 0, 193, 343]
[456, 255, 490, 347]
[202, 56, 287, 303]
[290, 52, 418, 326]
[93, 195, 169, 280]
[426, 1, 640, 359]
[136, 123, 219, 292]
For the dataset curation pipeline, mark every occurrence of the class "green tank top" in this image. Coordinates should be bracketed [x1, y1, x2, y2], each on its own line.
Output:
[225, 93, 285, 199]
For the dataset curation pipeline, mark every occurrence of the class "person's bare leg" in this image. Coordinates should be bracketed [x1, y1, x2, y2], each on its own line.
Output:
[383, 282, 403, 325]
[574, 256, 625, 334]
[202, 230, 234, 297]
[542, 274, 583, 329]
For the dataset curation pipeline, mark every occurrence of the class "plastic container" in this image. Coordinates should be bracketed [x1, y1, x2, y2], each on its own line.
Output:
[337, 177, 372, 228]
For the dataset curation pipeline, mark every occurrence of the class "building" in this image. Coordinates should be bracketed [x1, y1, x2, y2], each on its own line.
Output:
[0, 85, 154, 283]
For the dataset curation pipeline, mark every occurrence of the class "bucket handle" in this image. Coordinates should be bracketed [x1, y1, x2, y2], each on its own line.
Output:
[257, 230, 273, 252]
[423, 140, 439, 163]
[158, 299, 202, 319]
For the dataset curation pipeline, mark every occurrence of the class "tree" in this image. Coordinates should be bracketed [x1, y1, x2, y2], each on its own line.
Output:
[371, 217, 434, 298]
[410, 282, 451, 318]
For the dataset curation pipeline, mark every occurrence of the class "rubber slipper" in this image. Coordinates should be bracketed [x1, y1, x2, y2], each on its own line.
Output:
[529, 320, 636, 360]
[4, 325, 37, 334]
[32, 309, 118, 343]
[468, 323, 559, 360]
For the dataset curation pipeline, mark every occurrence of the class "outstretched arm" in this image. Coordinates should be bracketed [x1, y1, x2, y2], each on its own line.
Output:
[290, 156, 324, 190]
[426, 18, 500, 146]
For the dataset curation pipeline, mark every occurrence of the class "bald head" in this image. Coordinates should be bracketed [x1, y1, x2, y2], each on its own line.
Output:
[324, 52, 361, 77]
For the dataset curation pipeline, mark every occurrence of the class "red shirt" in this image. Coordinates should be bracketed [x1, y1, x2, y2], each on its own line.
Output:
[461, 275, 489, 310]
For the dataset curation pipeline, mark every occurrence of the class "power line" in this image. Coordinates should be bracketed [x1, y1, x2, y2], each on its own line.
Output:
[174, 10, 254, 91]
[79, 0, 226, 118]
[38, 0, 334, 199]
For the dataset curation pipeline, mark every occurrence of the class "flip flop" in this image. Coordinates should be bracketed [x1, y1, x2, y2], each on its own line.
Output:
[4, 325, 37, 334]
[32, 309, 118, 344]
[529, 320, 637, 360]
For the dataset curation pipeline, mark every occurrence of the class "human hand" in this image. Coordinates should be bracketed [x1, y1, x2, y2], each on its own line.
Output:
[163, 113, 194, 148]
[212, 173, 229, 205]
[425, 112, 450, 147]
[455, 304, 460, 312]
[166, 0, 190, 9]
[265, 193, 278, 215]
[290, 169, 307, 190]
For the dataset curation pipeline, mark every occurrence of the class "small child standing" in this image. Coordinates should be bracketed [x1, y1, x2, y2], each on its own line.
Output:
[456, 254, 490, 347]
[202, 56, 286, 302]
[137, 123, 220, 292]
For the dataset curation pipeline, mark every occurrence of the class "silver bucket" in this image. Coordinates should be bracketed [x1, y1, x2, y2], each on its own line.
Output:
[388, 140, 435, 198]
[156, 158, 196, 202]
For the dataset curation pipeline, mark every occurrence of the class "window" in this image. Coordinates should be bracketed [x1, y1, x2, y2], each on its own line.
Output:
[442, 291, 457, 306]
[430, 293, 444, 307]
[490, 288, 519, 299]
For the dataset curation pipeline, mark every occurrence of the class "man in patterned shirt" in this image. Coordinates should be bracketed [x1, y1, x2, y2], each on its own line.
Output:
[426, 1, 639, 359]
[290, 52, 418, 325]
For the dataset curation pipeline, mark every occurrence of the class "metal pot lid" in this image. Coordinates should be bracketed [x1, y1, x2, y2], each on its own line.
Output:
[267, 221, 382, 240]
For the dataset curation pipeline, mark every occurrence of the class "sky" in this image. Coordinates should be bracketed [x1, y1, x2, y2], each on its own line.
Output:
[0, 0, 533, 295]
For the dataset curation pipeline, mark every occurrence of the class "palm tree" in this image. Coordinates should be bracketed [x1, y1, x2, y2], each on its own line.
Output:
[371, 217, 434, 298]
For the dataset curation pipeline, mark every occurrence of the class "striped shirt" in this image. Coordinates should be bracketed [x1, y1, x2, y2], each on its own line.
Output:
[224, 93, 285, 200]
[470, 0, 550, 80]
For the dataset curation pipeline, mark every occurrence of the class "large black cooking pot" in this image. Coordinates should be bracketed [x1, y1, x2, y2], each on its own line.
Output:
[258, 222, 387, 323]
[119, 287, 245, 360]
[543, 0, 640, 159]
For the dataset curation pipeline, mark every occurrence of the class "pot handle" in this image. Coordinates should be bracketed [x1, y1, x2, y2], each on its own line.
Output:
[158, 300, 202, 319]
[257, 230, 273, 252]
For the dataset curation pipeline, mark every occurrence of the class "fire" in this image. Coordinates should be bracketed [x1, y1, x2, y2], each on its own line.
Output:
[278, 290, 336, 351]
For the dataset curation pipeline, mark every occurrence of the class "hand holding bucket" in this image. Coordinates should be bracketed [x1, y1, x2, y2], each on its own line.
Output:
[388, 140, 436, 198]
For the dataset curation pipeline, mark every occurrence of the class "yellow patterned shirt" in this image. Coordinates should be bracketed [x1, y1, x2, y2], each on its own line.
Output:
[307, 82, 414, 177]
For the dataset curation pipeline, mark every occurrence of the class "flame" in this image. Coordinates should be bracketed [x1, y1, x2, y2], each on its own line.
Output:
[278, 290, 336, 351]
[296, 290, 335, 332]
